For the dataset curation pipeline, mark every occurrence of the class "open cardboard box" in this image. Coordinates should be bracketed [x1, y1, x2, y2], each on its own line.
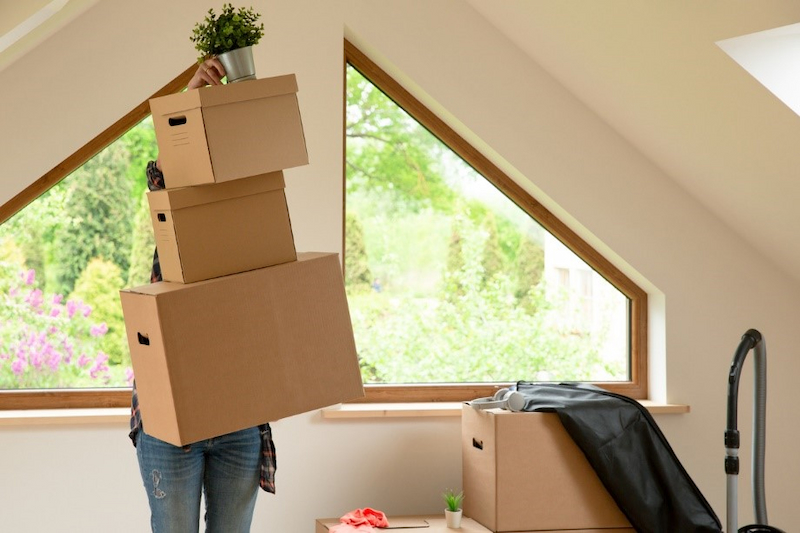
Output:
[149, 74, 308, 189]
[147, 171, 296, 283]
[120, 252, 364, 446]
[462, 405, 633, 532]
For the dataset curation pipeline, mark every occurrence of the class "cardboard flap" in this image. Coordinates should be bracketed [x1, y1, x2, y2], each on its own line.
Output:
[147, 171, 285, 211]
[123, 254, 337, 298]
[199, 74, 298, 107]
[149, 89, 202, 117]
[121, 281, 183, 297]
[149, 74, 298, 116]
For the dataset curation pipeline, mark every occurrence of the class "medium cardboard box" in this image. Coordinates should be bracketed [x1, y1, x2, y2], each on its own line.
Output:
[462, 406, 632, 532]
[119, 252, 364, 446]
[149, 74, 308, 188]
[147, 171, 296, 283]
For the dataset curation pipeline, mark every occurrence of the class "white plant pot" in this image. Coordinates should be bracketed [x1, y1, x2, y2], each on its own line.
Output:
[217, 45, 256, 83]
[445, 509, 462, 529]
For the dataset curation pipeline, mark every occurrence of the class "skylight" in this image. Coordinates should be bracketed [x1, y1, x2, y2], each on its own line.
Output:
[717, 23, 800, 117]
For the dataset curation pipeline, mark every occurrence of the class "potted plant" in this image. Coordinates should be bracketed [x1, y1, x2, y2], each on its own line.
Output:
[443, 489, 464, 529]
[190, 3, 265, 83]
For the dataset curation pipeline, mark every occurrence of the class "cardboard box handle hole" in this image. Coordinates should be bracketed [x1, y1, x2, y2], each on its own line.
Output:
[137, 333, 150, 346]
[168, 116, 187, 127]
[157, 213, 167, 222]
[473, 438, 483, 450]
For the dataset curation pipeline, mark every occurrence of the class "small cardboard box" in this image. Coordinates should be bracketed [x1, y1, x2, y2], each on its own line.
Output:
[462, 406, 632, 532]
[147, 171, 296, 283]
[149, 74, 308, 188]
[119, 252, 364, 446]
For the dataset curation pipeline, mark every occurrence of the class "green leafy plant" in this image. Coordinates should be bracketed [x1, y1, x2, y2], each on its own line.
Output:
[190, 4, 264, 63]
[442, 489, 464, 512]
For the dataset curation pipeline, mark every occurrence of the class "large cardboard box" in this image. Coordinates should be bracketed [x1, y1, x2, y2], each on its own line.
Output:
[119, 253, 364, 446]
[149, 74, 308, 188]
[147, 171, 296, 283]
[462, 406, 632, 532]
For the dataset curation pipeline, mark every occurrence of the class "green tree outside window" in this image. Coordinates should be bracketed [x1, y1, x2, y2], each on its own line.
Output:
[345, 65, 628, 385]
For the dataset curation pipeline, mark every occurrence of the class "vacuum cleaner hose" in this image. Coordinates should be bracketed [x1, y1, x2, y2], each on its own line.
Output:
[753, 338, 768, 525]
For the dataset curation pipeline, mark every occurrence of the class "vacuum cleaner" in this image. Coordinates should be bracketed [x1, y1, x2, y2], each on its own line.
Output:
[725, 329, 784, 533]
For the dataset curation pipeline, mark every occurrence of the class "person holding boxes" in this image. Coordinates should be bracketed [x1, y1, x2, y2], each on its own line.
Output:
[129, 57, 276, 533]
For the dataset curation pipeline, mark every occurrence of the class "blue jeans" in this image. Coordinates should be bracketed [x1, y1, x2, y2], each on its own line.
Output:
[136, 426, 261, 533]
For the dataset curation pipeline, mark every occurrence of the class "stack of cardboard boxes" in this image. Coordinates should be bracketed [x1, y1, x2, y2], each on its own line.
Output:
[119, 74, 364, 447]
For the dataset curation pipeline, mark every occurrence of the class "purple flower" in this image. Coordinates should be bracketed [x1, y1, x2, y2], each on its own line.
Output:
[25, 289, 43, 308]
[61, 340, 74, 364]
[45, 346, 61, 372]
[29, 348, 43, 369]
[22, 269, 35, 286]
[90, 353, 110, 379]
[82, 303, 92, 317]
[77, 353, 91, 368]
[11, 358, 26, 376]
[90, 323, 108, 337]
[66, 300, 79, 318]
[50, 307, 61, 318]
[125, 367, 135, 386]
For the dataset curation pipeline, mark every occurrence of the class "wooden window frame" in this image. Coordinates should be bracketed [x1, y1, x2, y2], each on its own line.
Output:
[344, 40, 648, 402]
[0, 65, 196, 410]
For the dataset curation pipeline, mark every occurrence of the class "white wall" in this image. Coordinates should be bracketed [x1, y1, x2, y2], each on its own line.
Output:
[2, 0, 800, 530]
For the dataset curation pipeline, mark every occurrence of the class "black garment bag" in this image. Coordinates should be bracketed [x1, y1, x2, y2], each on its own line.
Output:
[513, 382, 722, 533]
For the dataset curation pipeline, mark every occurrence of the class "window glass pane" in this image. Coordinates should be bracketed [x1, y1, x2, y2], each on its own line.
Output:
[345, 65, 629, 385]
[0, 117, 157, 389]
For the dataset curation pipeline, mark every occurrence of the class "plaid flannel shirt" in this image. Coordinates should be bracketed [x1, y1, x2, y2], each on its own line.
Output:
[129, 160, 276, 493]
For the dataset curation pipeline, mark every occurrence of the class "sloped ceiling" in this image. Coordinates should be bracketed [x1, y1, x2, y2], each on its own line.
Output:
[0, 0, 100, 72]
[4, 0, 800, 283]
[466, 0, 800, 283]
[0, 1, 54, 37]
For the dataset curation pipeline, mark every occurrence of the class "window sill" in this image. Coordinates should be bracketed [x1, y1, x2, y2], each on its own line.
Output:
[321, 400, 690, 419]
[0, 407, 130, 426]
[0, 400, 689, 427]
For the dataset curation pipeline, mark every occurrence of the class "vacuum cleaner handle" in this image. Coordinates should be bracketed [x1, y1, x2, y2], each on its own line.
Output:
[726, 328, 761, 435]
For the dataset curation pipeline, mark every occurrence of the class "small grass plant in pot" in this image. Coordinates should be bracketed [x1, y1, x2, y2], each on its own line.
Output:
[190, 3, 264, 83]
[443, 489, 464, 529]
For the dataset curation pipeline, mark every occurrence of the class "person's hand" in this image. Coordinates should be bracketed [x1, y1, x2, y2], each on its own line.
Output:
[187, 58, 226, 90]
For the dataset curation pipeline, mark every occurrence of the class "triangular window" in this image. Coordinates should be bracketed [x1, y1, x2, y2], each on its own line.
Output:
[344, 41, 646, 401]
